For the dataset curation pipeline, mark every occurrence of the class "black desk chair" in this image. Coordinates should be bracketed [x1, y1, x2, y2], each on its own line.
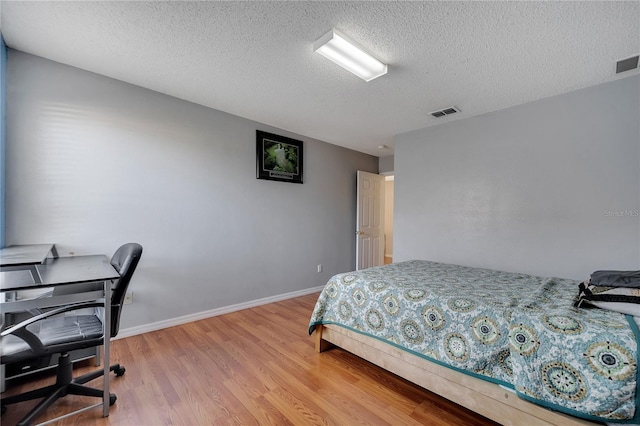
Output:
[1, 243, 143, 426]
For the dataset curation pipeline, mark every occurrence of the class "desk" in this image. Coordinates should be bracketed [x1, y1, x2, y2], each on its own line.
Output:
[1, 255, 119, 420]
[0, 244, 58, 284]
[1, 255, 117, 292]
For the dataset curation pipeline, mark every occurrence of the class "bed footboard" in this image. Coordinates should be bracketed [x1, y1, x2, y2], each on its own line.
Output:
[315, 323, 599, 426]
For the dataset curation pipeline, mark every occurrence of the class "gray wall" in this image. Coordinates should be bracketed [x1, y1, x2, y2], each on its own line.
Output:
[6, 50, 377, 329]
[395, 75, 639, 280]
[379, 155, 394, 174]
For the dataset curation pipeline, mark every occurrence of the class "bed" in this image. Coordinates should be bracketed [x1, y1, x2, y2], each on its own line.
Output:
[308, 260, 640, 425]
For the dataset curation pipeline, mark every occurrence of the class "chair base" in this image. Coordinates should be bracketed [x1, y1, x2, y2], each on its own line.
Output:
[1, 353, 124, 426]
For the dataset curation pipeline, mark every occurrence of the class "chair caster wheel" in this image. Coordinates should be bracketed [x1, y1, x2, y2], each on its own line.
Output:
[109, 394, 117, 406]
[115, 366, 126, 377]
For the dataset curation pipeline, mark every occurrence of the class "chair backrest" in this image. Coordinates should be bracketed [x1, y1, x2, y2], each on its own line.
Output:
[109, 243, 143, 337]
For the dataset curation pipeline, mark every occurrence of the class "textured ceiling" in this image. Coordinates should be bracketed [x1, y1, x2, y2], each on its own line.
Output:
[1, 1, 639, 156]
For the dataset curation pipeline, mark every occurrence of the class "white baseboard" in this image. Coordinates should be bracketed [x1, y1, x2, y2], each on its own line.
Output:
[115, 285, 325, 339]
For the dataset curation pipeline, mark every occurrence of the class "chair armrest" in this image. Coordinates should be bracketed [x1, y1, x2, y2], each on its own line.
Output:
[1, 301, 104, 338]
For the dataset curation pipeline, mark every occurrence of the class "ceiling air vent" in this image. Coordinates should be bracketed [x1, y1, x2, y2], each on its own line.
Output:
[430, 106, 460, 118]
[616, 55, 639, 74]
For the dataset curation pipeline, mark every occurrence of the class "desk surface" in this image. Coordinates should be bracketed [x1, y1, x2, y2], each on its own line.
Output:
[1, 255, 119, 291]
[0, 244, 56, 267]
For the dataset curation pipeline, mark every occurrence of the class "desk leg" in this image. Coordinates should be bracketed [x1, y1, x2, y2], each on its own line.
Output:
[103, 280, 111, 417]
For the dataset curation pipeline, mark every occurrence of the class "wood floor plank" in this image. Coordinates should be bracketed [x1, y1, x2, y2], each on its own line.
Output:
[223, 380, 292, 426]
[1, 292, 499, 425]
[266, 359, 400, 426]
[263, 386, 335, 426]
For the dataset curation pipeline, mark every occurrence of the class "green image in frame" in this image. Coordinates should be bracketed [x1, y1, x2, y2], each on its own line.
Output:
[256, 130, 303, 184]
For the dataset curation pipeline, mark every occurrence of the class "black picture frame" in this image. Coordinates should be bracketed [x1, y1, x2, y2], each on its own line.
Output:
[256, 130, 304, 184]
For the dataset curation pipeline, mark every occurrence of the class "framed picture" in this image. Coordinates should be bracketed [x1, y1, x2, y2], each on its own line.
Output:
[256, 130, 303, 184]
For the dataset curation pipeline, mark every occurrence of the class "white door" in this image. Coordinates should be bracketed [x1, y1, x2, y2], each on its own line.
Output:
[356, 171, 385, 270]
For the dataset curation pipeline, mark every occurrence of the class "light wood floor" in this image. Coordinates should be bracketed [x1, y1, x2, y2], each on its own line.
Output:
[2, 293, 499, 425]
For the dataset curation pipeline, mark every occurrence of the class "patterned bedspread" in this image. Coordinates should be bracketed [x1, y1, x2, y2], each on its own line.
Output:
[308, 260, 640, 423]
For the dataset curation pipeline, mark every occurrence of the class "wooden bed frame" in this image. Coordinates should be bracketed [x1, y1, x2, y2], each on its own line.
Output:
[315, 324, 601, 426]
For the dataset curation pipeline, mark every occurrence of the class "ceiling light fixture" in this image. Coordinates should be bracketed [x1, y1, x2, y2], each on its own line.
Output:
[313, 29, 387, 82]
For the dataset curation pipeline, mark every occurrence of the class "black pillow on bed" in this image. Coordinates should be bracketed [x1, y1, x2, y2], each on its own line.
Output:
[590, 270, 640, 288]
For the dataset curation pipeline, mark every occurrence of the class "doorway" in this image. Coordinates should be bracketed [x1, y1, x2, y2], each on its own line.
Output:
[355, 171, 394, 270]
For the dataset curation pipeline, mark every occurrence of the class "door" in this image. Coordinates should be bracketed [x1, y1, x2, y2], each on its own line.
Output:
[356, 171, 385, 270]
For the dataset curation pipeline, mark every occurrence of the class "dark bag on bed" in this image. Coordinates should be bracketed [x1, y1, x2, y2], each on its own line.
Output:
[590, 270, 640, 288]
[575, 280, 640, 316]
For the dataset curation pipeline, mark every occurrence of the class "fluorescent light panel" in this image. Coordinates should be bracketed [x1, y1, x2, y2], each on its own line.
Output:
[314, 29, 387, 82]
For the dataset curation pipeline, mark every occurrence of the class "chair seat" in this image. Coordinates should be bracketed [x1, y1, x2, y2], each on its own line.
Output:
[1, 315, 104, 363]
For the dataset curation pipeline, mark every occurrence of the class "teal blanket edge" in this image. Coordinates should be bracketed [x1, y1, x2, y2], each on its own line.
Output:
[309, 320, 513, 388]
